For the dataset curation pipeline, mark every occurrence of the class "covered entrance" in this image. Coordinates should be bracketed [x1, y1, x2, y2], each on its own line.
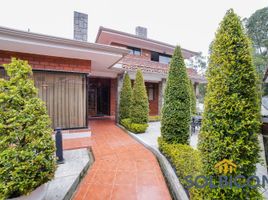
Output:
[88, 78, 111, 117]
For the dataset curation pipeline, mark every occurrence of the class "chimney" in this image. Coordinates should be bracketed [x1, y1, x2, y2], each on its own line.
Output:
[135, 26, 147, 38]
[74, 11, 88, 41]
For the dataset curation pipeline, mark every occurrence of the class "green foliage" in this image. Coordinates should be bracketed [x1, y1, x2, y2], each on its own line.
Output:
[245, 7, 268, 79]
[158, 137, 203, 200]
[121, 118, 148, 133]
[131, 69, 149, 124]
[119, 73, 132, 121]
[197, 84, 207, 103]
[0, 59, 56, 199]
[189, 79, 196, 115]
[149, 115, 161, 122]
[161, 46, 191, 144]
[199, 9, 262, 199]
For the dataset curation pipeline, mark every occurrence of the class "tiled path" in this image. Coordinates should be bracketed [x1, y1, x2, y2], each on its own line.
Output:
[63, 118, 171, 200]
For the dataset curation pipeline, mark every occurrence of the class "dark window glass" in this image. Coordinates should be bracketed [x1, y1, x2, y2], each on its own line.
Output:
[151, 51, 159, 62]
[0, 67, 7, 79]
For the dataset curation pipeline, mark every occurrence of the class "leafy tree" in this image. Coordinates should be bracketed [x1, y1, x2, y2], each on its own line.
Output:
[186, 52, 207, 75]
[161, 46, 191, 144]
[189, 79, 196, 115]
[131, 69, 149, 124]
[119, 73, 132, 121]
[0, 59, 56, 199]
[245, 7, 268, 79]
[199, 9, 262, 199]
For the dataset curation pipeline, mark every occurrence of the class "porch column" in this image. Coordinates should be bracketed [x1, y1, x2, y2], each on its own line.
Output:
[158, 78, 166, 115]
[116, 73, 124, 123]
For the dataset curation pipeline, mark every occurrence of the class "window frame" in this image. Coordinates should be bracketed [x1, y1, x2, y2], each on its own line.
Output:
[127, 46, 141, 56]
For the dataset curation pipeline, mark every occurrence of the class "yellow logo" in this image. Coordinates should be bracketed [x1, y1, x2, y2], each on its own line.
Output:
[215, 159, 237, 175]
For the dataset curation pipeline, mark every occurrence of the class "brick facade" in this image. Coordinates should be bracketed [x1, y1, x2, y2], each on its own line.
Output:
[0, 50, 91, 74]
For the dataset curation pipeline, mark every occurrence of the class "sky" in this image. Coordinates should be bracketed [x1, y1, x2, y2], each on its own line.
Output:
[0, 0, 267, 56]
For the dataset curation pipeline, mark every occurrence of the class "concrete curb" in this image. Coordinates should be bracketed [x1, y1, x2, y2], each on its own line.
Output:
[68, 147, 94, 200]
[117, 124, 189, 200]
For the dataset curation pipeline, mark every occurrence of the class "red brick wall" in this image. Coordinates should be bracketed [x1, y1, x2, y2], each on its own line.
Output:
[145, 82, 159, 116]
[0, 50, 91, 73]
[110, 78, 117, 116]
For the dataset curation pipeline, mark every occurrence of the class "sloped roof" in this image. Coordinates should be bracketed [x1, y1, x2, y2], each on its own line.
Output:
[96, 26, 198, 59]
[119, 55, 206, 83]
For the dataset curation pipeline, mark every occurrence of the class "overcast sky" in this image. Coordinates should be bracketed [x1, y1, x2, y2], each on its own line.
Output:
[0, 0, 267, 55]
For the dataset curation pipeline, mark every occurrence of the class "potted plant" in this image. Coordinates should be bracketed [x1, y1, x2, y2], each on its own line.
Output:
[0, 58, 56, 200]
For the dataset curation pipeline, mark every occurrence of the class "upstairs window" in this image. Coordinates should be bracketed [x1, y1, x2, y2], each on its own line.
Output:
[127, 46, 141, 56]
[151, 51, 159, 62]
[159, 54, 171, 64]
[151, 51, 171, 64]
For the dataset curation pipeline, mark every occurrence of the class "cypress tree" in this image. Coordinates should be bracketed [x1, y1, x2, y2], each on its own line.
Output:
[199, 9, 262, 199]
[161, 46, 191, 144]
[131, 69, 149, 124]
[189, 79, 196, 115]
[119, 73, 132, 121]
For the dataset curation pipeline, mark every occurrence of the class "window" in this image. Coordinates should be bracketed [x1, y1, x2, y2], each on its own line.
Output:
[127, 46, 141, 56]
[159, 54, 171, 64]
[148, 84, 154, 101]
[151, 51, 171, 64]
[151, 51, 159, 62]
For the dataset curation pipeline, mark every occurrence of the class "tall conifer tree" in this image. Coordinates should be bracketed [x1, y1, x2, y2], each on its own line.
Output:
[199, 9, 261, 199]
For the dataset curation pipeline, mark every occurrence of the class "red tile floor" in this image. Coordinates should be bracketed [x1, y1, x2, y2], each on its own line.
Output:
[63, 118, 171, 200]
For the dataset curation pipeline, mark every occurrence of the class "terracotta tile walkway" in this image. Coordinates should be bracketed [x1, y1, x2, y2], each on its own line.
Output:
[64, 118, 171, 200]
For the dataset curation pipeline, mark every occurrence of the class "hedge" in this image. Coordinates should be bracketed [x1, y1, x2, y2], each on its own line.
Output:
[158, 137, 203, 200]
[121, 118, 148, 133]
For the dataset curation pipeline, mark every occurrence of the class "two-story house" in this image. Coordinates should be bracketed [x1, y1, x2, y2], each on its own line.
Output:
[0, 12, 205, 130]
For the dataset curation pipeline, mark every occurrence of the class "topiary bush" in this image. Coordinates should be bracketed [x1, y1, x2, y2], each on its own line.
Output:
[158, 137, 203, 200]
[149, 115, 161, 122]
[119, 73, 132, 121]
[189, 79, 197, 115]
[198, 9, 262, 199]
[161, 46, 191, 144]
[131, 69, 149, 124]
[0, 58, 56, 199]
[121, 118, 148, 133]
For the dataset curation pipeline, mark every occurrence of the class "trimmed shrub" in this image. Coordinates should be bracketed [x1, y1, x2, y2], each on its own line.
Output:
[161, 46, 191, 144]
[121, 118, 132, 129]
[121, 118, 148, 133]
[198, 9, 262, 199]
[158, 137, 203, 200]
[131, 69, 149, 124]
[149, 115, 161, 122]
[0, 59, 56, 199]
[189, 79, 196, 115]
[119, 73, 132, 121]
